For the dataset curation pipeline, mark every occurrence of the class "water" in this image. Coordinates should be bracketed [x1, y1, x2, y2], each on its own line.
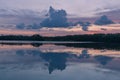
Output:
[0, 42, 120, 80]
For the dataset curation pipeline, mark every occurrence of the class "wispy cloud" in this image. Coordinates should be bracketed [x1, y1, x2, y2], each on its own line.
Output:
[0, 0, 119, 17]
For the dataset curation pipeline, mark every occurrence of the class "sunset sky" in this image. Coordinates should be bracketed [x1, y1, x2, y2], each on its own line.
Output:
[0, 24, 120, 36]
[0, 0, 120, 36]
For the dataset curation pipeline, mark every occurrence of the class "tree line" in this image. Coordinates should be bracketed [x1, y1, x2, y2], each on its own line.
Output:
[0, 34, 120, 43]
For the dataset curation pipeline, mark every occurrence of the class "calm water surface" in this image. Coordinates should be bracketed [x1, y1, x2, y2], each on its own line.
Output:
[0, 42, 120, 80]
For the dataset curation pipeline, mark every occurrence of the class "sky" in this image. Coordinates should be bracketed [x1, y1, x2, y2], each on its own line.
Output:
[0, 0, 120, 36]
[0, 0, 120, 17]
[0, 24, 120, 36]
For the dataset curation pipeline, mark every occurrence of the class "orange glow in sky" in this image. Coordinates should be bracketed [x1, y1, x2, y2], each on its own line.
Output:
[0, 24, 120, 36]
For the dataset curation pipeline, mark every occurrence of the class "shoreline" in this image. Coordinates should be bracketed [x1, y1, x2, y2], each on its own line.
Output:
[0, 40, 99, 44]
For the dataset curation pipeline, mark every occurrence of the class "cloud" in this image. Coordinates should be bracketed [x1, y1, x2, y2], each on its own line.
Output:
[40, 6, 69, 27]
[73, 21, 91, 31]
[0, 0, 119, 17]
[94, 15, 114, 25]
[0, 8, 46, 24]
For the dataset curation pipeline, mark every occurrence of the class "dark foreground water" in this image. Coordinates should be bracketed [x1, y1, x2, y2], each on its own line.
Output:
[0, 42, 120, 80]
